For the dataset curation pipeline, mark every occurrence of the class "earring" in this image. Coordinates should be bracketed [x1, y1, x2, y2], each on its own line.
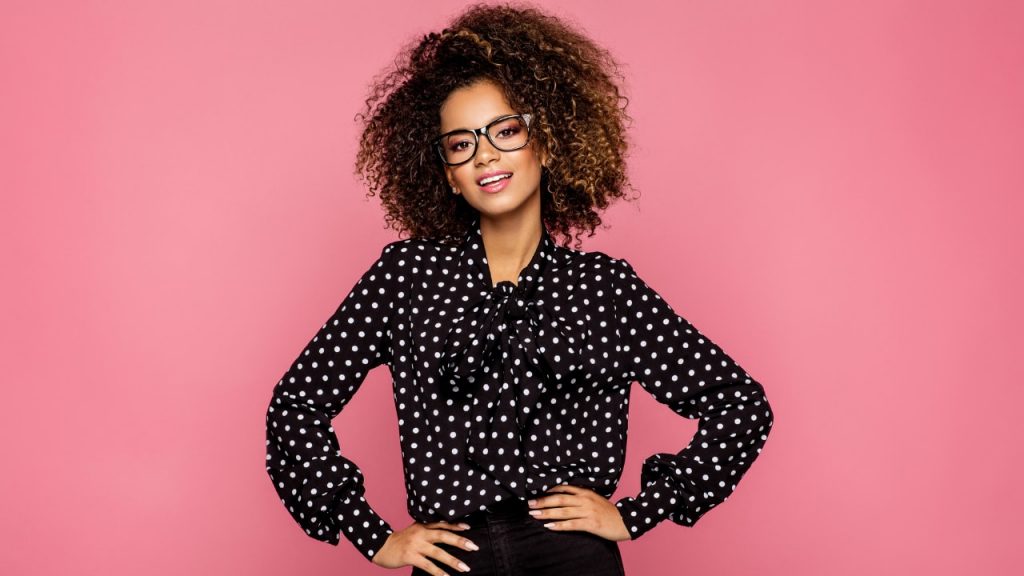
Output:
[451, 186, 459, 195]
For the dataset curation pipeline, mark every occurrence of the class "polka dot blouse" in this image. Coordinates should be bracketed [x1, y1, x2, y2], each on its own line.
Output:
[264, 216, 774, 562]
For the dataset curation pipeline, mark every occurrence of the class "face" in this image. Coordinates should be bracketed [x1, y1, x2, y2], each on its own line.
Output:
[439, 79, 547, 220]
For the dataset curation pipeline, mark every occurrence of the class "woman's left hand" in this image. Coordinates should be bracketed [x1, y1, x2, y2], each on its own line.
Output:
[527, 484, 632, 542]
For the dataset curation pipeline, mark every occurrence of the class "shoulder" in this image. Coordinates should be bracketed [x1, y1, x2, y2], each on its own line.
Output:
[371, 236, 460, 283]
[550, 242, 635, 279]
[380, 236, 460, 262]
[376, 236, 449, 258]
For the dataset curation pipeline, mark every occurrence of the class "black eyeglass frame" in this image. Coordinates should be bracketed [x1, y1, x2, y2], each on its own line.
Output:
[432, 113, 534, 166]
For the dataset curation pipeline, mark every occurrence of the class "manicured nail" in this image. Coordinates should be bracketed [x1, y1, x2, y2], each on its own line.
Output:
[459, 523, 471, 529]
[466, 540, 479, 551]
[528, 510, 541, 516]
[527, 499, 537, 507]
[544, 522, 556, 529]
[458, 561, 471, 572]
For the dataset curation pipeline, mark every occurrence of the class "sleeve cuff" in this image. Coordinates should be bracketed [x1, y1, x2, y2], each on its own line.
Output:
[614, 476, 681, 540]
[333, 492, 394, 563]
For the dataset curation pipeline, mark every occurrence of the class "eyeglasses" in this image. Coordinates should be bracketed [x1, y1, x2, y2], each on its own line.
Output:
[432, 113, 533, 166]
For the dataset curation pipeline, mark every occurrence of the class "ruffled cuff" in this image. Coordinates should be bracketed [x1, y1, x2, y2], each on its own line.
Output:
[332, 492, 394, 562]
[614, 475, 680, 540]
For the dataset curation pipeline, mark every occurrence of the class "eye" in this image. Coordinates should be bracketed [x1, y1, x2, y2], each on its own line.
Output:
[447, 139, 472, 152]
[496, 126, 521, 139]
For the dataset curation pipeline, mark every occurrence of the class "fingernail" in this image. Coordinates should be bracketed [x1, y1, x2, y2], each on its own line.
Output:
[543, 522, 556, 529]
[528, 510, 541, 516]
[459, 523, 471, 529]
[527, 499, 537, 507]
[466, 540, 479, 551]
[458, 561, 471, 572]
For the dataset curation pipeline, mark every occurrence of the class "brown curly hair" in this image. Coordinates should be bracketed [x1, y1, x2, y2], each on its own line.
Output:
[353, 1, 636, 248]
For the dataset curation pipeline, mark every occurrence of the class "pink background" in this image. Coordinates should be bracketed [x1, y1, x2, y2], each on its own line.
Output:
[3, 0, 1021, 574]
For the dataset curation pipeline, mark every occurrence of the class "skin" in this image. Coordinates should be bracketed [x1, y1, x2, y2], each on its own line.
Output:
[372, 78, 630, 575]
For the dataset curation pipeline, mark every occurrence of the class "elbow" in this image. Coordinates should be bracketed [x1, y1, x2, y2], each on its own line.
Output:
[757, 388, 775, 438]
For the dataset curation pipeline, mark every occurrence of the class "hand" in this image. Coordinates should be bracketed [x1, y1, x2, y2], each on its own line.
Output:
[370, 520, 478, 575]
[527, 484, 632, 542]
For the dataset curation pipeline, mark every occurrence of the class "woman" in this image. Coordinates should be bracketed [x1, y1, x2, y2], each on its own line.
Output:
[264, 4, 774, 575]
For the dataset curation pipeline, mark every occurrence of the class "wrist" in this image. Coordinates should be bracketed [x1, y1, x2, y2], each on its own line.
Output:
[614, 476, 677, 540]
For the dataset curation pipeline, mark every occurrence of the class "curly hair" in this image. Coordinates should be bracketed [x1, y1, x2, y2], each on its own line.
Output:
[353, 1, 636, 248]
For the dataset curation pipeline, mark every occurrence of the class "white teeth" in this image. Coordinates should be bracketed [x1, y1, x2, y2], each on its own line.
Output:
[480, 174, 511, 185]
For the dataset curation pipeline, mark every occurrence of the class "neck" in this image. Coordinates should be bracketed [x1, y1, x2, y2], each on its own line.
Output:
[479, 212, 543, 288]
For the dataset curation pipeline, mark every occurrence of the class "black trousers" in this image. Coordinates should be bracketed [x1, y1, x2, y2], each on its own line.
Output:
[410, 497, 626, 576]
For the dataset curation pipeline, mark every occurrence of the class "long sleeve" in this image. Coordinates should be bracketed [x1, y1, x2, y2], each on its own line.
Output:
[610, 258, 774, 540]
[264, 242, 399, 562]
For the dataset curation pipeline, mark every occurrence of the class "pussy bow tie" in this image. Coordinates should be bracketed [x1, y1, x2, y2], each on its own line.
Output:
[437, 225, 584, 497]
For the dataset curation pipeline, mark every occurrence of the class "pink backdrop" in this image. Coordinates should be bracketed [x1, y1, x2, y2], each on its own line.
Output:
[3, 1, 1021, 574]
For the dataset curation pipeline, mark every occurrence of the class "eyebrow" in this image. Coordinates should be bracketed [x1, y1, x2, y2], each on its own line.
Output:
[442, 112, 516, 134]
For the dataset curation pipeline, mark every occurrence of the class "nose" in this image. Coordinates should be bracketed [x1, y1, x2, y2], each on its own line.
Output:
[474, 133, 501, 165]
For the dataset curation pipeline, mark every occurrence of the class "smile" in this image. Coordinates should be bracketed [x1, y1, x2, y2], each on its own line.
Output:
[479, 173, 512, 193]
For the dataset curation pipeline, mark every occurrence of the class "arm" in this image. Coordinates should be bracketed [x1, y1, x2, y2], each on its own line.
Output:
[610, 258, 774, 540]
[264, 242, 400, 562]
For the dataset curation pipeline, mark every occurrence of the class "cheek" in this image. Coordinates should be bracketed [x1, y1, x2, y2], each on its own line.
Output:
[520, 162, 543, 183]
[458, 171, 477, 188]
[448, 168, 469, 187]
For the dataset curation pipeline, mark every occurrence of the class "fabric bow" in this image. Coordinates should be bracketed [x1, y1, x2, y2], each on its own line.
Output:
[437, 280, 584, 497]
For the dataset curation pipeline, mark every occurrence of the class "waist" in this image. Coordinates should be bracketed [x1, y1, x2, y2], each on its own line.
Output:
[463, 496, 530, 523]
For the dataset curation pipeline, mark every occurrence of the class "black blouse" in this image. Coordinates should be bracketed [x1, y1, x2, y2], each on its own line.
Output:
[265, 216, 774, 562]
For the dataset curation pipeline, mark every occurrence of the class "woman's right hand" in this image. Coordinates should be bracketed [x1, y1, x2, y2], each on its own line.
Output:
[370, 520, 478, 575]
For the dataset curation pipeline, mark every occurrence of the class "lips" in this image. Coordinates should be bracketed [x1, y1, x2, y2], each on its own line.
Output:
[477, 171, 512, 186]
[479, 173, 512, 194]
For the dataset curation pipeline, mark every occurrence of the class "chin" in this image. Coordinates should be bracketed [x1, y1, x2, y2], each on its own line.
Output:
[467, 191, 537, 218]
